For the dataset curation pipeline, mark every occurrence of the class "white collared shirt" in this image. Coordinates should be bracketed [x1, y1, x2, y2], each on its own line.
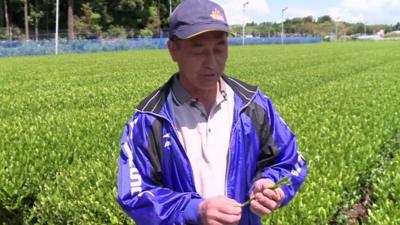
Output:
[170, 76, 235, 198]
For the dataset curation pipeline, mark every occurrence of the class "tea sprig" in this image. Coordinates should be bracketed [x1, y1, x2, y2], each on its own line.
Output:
[241, 176, 291, 208]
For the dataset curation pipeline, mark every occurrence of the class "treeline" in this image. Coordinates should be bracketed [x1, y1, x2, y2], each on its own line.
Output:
[232, 16, 400, 38]
[1, 0, 400, 40]
[0, 0, 181, 40]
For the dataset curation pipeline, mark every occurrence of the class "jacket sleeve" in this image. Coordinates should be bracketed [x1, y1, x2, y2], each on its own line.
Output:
[254, 92, 308, 206]
[117, 113, 203, 225]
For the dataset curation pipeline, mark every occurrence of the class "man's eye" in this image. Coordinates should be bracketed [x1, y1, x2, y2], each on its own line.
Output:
[214, 47, 225, 54]
[192, 49, 204, 55]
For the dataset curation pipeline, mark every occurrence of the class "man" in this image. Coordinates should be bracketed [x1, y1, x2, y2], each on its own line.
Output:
[117, 0, 307, 224]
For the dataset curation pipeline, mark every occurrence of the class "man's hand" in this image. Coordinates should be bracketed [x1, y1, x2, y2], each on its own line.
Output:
[199, 196, 242, 225]
[249, 179, 285, 217]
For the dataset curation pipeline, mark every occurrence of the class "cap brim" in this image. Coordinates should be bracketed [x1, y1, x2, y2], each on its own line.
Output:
[183, 29, 235, 39]
[174, 23, 234, 39]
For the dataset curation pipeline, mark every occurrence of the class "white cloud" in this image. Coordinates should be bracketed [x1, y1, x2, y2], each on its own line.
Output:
[211, 0, 270, 24]
[342, 0, 400, 12]
[329, 7, 360, 22]
[329, 0, 400, 24]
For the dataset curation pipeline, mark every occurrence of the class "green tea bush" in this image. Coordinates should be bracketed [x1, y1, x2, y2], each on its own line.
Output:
[1, 41, 399, 224]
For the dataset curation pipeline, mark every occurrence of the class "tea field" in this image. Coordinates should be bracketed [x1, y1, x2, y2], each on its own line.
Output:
[0, 41, 399, 224]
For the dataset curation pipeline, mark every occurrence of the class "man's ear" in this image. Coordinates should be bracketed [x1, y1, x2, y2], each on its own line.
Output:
[167, 40, 178, 62]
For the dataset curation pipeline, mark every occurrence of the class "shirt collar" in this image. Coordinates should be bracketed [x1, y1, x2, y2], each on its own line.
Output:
[171, 74, 227, 106]
[219, 78, 227, 101]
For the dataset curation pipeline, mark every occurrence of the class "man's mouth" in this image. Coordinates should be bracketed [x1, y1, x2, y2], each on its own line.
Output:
[201, 73, 219, 77]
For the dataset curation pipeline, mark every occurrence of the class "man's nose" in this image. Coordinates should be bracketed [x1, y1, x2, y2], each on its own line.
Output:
[203, 50, 218, 69]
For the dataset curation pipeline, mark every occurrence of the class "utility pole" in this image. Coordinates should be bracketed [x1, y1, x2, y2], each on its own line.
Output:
[335, 17, 340, 41]
[364, 22, 367, 35]
[281, 7, 288, 45]
[359, 14, 366, 36]
[242, 1, 249, 46]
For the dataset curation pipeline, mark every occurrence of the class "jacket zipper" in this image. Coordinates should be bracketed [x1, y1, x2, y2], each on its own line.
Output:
[224, 92, 258, 198]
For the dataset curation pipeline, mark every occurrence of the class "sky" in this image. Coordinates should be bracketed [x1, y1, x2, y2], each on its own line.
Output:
[212, 0, 400, 25]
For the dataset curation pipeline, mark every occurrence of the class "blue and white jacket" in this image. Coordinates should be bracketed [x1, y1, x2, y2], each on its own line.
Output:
[117, 74, 307, 225]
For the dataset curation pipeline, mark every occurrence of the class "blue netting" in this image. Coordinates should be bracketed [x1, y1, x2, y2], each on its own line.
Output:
[230, 37, 321, 45]
[0, 37, 321, 57]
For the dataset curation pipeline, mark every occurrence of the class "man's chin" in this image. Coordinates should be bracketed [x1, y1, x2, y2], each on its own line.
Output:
[198, 76, 220, 87]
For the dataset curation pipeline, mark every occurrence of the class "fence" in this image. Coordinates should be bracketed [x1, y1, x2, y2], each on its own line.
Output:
[0, 37, 321, 57]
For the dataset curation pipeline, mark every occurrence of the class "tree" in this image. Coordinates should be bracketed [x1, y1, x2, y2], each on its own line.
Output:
[394, 22, 400, 31]
[74, 3, 102, 38]
[257, 22, 274, 37]
[290, 17, 304, 25]
[4, 1, 398, 41]
[317, 15, 332, 24]
[30, 0, 44, 41]
[302, 16, 314, 23]
[354, 23, 366, 34]
[24, 0, 29, 39]
[108, 0, 140, 30]
[0, 0, 3, 27]
[67, 0, 74, 39]
[145, 4, 160, 35]
[4, 0, 10, 38]
[316, 21, 334, 37]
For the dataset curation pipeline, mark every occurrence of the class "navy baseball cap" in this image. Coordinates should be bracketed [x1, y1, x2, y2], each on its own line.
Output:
[169, 0, 231, 39]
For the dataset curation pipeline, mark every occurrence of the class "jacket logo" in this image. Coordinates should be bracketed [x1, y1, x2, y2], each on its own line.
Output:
[122, 142, 143, 195]
[164, 141, 171, 148]
[291, 154, 305, 176]
[210, 8, 225, 22]
[163, 133, 171, 148]
[130, 167, 142, 195]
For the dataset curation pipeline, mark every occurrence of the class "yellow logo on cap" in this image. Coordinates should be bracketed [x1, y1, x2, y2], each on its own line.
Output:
[210, 8, 225, 22]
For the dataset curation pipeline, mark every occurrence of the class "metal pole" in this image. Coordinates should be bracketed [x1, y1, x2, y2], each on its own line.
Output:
[169, 0, 172, 17]
[364, 22, 367, 35]
[242, 1, 249, 46]
[335, 17, 340, 41]
[55, 0, 59, 55]
[281, 7, 287, 45]
[359, 14, 365, 36]
[335, 23, 338, 40]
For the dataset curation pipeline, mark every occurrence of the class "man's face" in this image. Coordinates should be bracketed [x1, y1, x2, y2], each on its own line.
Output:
[168, 31, 228, 93]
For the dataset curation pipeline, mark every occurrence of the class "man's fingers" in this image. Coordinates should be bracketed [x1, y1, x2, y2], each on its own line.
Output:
[205, 221, 223, 225]
[215, 212, 241, 225]
[276, 188, 285, 203]
[262, 189, 280, 202]
[248, 179, 286, 217]
[226, 198, 242, 207]
[219, 203, 242, 215]
[228, 198, 242, 212]
[249, 199, 272, 217]
[255, 180, 268, 192]
[256, 192, 279, 210]
[199, 196, 242, 225]
[217, 199, 241, 224]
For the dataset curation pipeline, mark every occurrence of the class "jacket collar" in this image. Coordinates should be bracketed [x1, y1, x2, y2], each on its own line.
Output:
[222, 75, 257, 102]
[171, 74, 229, 106]
[136, 73, 258, 114]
